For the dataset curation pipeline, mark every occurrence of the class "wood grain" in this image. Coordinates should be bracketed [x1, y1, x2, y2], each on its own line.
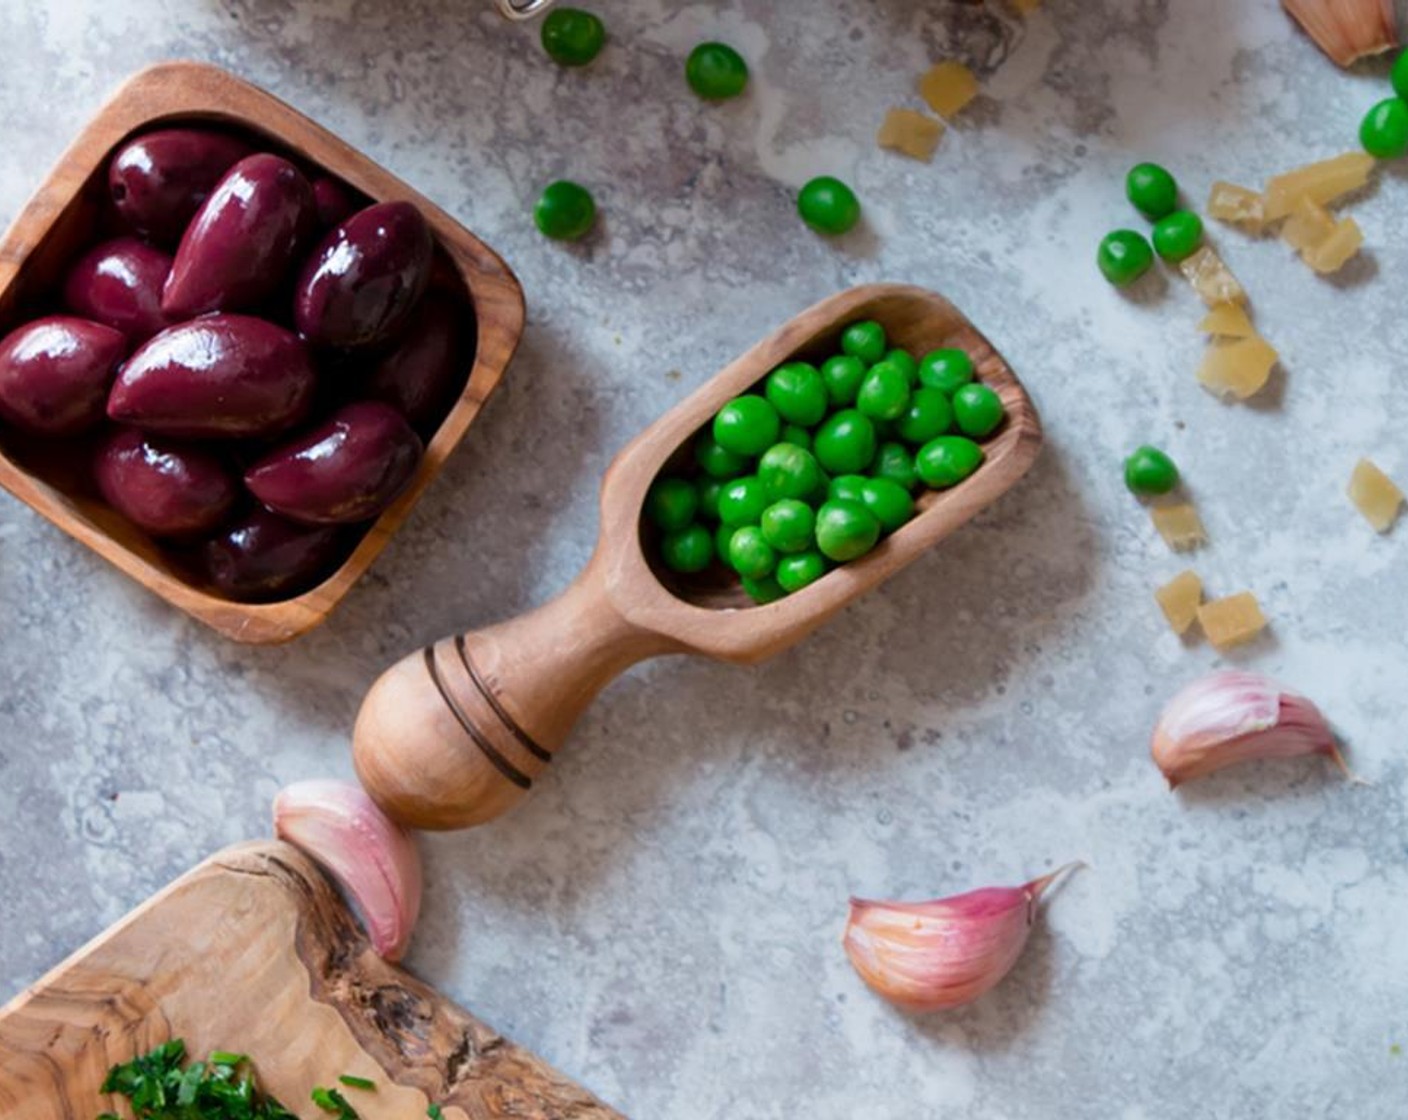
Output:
[0, 62, 526, 644]
[354, 283, 1044, 829]
[0, 841, 624, 1120]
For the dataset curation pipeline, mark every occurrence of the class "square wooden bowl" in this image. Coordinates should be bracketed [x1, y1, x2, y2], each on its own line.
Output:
[0, 62, 525, 643]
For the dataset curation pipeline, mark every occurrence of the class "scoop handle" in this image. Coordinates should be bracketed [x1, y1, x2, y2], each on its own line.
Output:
[353, 554, 671, 830]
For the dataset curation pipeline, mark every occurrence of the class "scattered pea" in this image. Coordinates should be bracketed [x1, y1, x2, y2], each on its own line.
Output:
[815, 499, 881, 561]
[1394, 49, 1408, 102]
[828, 473, 870, 505]
[822, 354, 868, 406]
[917, 348, 974, 395]
[686, 42, 749, 100]
[776, 550, 827, 593]
[741, 574, 786, 604]
[813, 409, 877, 474]
[541, 8, 606, 67]
[1123, 445, 1180, 496]
[872, 441, 918, 491]
[1125, 162, 1179, 220]
[916, 435, 984, 488]
[856, 361, 911, 422]
[951, 382, 1005, 439]
[1151, 210, 1204, 262]
[661, 524, 713, 573]
[895, 386, 954, 445]
[760, 499, 816, 553]
[713, 394, 781, 457]
[646, 477, 697, 532]
[841, 321, 887, 365]
[534, 180, 596, 241]
[718, 475, 769, 526]
[1097, 229, 1155, 287]
[695, 433, 746, 479]
[765, 361, 829, 426]
[1361, 97, 1408, 159]
[727, 525, 776, 579]
[758, 442, 825, 501]
[858, 477, 914, 533]
[798, 176, 861, 235]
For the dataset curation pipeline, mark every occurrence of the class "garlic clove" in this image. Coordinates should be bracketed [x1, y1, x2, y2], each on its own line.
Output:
[1282, 0, 1398, 68]
[1151, 670, 1347, 788]
[273, 779, 424, 961]
[843, 864, 1079, 1012]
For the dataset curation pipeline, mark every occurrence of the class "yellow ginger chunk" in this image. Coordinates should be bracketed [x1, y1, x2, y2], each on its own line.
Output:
[1151, 503, 1207, 552]
[1304, 216, 1363, 273]
[918, 62, 979, 119]
[1199, 303, 1255, 338]
[1156, 570, 1203, 635]
[1198, 336, 1278, 401]
[1207, 181, 1265, 233]
[1197, 592, 1266, 651]
[1180, 247, 1246, 307]
[1348, 458, 1404, 532]
[1281, 195, 1335, 253]
[1263, 152, 1374, 222]
[877, 108, 945, 162]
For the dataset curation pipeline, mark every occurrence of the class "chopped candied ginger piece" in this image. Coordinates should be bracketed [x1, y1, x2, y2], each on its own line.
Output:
[1155, 570, 1203, 635]
[1304, 216, 1363, 273]
[1281, 195, 1335, 253]
[1348, 458, 1404, 532]
[877, 108, 945, 162]
[1207, 181, 1266, 233]
[1199, 303, 1255, 338]
[918, 61, 979, 119]
[1151, 503, 1207, 552]
[1198, 335, 1278, 401]
[1179, 247, 1246, 307]
[1263, 152, 1374, 221]
[1197, 592, 1266, 651]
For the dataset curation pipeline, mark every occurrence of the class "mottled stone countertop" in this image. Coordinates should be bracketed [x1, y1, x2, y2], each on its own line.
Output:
[3, 1, 1408, 1116]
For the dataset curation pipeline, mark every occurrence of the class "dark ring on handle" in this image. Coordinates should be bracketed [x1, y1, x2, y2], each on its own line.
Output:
[455, 635, 552, 764]
[423, 646, 531, 790]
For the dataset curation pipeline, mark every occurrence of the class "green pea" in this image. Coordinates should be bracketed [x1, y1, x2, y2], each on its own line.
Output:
[813, 409, 878, 474]
[1360, 97, 1408, 159]
[760, 499, 816, 553]
[757, 442, 824, 501]
[917, 348, 974, 395]
[841, 321, 887, 364]
[775, 550, 827, 593]
[686, 42, 749, 100]
[1123, 445, 1180, 496]
[741, 574, 785, 604]
[798, 176, 861, 235]
[540, 8, 606, 66]
[534, 180, 596, 241]
[1125, 162, 1178, 220]
[894, 386, 954, 445]
[713, 394, 781, 457]
[916, 436, 984, 489]
[815, 499, 880, 562]
[1097, 230, 1155, 287]
[883, 348, 918, 384]
[695, 433, 747, 479]
[872, 441, 918, 492]
[715, 522, 736, 562]
[1393, 49, 1408, 102]
[696, 477, 724, 521]
[781, 423, 812, 451]
[828, 473, 869, 505]
[1152, 210, 1204, 262]
[660, 524, 713, 573]
[858, 477, 915, 533]
[765, 361, 829, 426]
[727, 525, 776, 579]
[951, 383, 1005, 439]
[718, 475, 769, 526]
[822, 354, 868, 406]
[645, 476, 697, 532]
[856, 361, 911, 422]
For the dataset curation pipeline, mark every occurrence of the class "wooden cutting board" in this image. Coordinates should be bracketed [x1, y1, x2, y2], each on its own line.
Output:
[0, 841, 626, 1120]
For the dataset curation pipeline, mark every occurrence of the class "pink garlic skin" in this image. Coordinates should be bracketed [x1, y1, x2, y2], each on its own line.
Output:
[273, 779, 423, 961]
[1151, 670, 1343, 788]
[843, 869, 1070, 1012]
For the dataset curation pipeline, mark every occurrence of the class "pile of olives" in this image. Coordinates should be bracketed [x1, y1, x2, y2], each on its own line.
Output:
[0, 125, 475, 602]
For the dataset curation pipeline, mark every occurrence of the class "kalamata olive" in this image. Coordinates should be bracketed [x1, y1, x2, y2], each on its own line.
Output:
[0, 316, 125, 436]
[95, 427, 238, 537]
[108, 314, 316, 439]
[162, 153, 316, 318]
[294, 201, 433, 349]
[201, 507, 347, 602]
[62, 237, 173, 344]
[108, 128, 253, 246]
[245, 401, 422, 525]
[363, 291, 469, 432]
[311, 176, 365, 228]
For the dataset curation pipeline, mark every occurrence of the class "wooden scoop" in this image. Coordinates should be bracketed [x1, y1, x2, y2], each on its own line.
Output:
[353, 284, 1043, 830]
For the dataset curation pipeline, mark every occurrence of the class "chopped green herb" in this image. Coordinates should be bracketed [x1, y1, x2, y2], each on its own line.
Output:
[95, 1039, 296, 1120]
[312, 1086, 360, 1119]
[338, 1074, 376, 1091]
[427, 1106, 445, 1120]
[210, 1051, 247, 1067]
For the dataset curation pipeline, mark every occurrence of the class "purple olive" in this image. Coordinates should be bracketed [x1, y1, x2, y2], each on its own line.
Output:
[95, 427, 238, 537]
[201, 507, 347, 602]
[245, 401, 422, 524]
[0, 316, 125, 436]
[294, 201, 433, 349]
[108, 314, 316, 439]
[109, 128, 254, 246]
[363, 291, 469, 431]
[162, 153, 316, 318]
[62, 237, 173, 344]
[311, 176, 366, 228]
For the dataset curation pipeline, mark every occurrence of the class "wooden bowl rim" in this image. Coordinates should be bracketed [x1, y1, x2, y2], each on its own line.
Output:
[0, 61, 526, 644]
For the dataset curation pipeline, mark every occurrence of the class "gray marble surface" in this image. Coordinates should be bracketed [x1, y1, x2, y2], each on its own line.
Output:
[3, 1, 1408, 1115]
